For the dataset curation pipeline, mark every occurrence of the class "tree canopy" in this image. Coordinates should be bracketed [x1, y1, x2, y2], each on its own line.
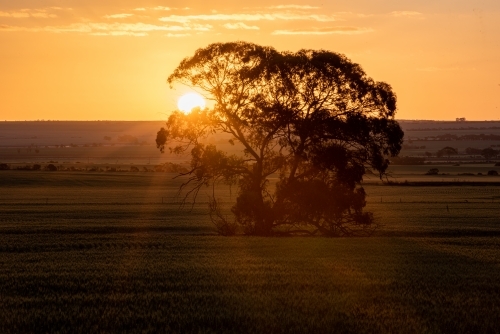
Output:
[157, 41, 404, 236]
[481, 147, 498, 160]
[437, 146, 458, 158]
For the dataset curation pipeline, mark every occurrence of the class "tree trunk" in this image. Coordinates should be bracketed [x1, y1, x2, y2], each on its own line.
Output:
[249, 166, 273, 236]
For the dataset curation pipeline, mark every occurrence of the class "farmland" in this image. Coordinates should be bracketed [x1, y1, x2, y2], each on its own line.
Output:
[1, 121, 500, 333]
[1, 171, 500, 333]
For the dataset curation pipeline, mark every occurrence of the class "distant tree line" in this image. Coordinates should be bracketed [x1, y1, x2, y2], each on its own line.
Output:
[425, 168, 499, 176]
[0, 162, 187, 173]
[409, 133, 500, 141]
[406, 126, 500, 131]
[465, 147, 498, 159]
[418, 147, 499, 160]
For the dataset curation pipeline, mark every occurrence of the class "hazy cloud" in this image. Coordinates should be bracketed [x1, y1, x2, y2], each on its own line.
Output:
[0, 9, 57, 19]
[0, 11, 29, 18]
[153, 6, 171, 11]
[134, 6, 189, 11]
[223, 22, 259, 30]
[103, 14, 134, 19]
[272, 26, 373, 35]
[159, 13, 336, 23]
[91, 31, 147, 37]
[165, 33, 191, 37]
[390, 11, 423, 17]
[267, 5, 320, 10]
[49, 7, 73, 11]
[1, 22, 212, 35]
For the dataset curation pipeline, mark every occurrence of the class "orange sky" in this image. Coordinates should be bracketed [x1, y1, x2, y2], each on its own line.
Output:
[1, 1, 499, 121]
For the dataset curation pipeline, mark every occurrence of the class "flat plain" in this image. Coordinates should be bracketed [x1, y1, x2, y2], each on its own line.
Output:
[1, 120, 500, 333]
[1, 171, 500, 333]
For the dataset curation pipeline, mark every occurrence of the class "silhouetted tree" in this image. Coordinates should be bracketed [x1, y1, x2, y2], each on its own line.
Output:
[45, 164, 57, 171]
[156, 42, 404, 236]
[436, 147, 458, 159]
[425, 168, 439, 175]
[481, 147, 498, 160]
[465, 147, 482, 155]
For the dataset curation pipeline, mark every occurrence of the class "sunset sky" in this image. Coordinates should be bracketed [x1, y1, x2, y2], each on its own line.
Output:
[1, 1, 499, 121]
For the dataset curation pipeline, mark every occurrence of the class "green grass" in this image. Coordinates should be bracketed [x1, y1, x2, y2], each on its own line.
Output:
[1, 171, 500, 333]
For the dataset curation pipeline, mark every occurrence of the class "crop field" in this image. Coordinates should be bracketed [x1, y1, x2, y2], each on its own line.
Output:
[1, 171, 500, 333]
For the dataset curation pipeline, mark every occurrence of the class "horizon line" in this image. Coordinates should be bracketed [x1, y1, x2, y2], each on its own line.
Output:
[2, 119, 500, 122]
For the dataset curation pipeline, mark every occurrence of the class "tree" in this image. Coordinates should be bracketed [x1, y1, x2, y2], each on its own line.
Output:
[481, 147, 498, 160]
[465, 147, 482, 156]
[156, 42, 404, 236]
[46, 164, 57, 171]
[436, 146, 458, 159]
[425, 168, 439, 175]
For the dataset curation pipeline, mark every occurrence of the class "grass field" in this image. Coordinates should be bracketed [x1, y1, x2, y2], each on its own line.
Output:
[1, 171, 500, 333]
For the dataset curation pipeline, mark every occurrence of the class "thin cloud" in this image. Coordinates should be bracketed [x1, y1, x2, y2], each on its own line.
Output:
[49, 7, 73, 11]
[103, 14, 134, 19]
[390, 11, 423, 17]
[0, 9, 57, 18]
[159, 13, 336, 23]
[223, 22, 259, 30]
[267, 5, 320, 10]
[165, 33, 191, 37]
[272, 26, 373, 35]
[134, 7, 189, 11]
[91, 31, 147, 37]
[1, 22, 212, 35]
[153, 6, 171, 11]
[0, 11, 30, 18]
[0, 24, 25, 31]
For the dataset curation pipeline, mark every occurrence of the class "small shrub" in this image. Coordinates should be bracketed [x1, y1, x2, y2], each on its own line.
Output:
[46, 164, 57, 171]
[32, 164, 41, 171]
[0, 163, 9, 170]
[425, 168, 439, 175]
[495, 162, 500, 166]
[487, 170, 499, 176]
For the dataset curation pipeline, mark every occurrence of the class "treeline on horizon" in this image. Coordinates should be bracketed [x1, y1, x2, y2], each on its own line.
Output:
[0, 162, 188, 173]
[408, 134, 500, 141]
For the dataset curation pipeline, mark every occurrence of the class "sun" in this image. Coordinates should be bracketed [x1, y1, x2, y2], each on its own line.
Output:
[177, 92, 206, 113]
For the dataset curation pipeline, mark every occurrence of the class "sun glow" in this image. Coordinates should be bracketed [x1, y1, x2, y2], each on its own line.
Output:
[177, 92, 206, 113]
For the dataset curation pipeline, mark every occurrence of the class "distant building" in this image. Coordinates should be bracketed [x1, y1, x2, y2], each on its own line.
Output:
[456, 117, 466, 122]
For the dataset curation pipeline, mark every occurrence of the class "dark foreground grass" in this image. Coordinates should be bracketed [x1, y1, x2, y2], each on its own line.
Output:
[1, 235, 500, 333]
[1, 171, 500, 333]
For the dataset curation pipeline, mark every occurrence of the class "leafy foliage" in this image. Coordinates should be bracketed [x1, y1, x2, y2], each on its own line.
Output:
[425, 168, 440, 175]
[482, 147, 498, 160]
[436, 146, 458, 158]
[157, 42, 404, 236]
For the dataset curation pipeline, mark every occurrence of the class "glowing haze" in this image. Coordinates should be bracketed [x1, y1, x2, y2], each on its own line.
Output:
[1, 1, 499, 121]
